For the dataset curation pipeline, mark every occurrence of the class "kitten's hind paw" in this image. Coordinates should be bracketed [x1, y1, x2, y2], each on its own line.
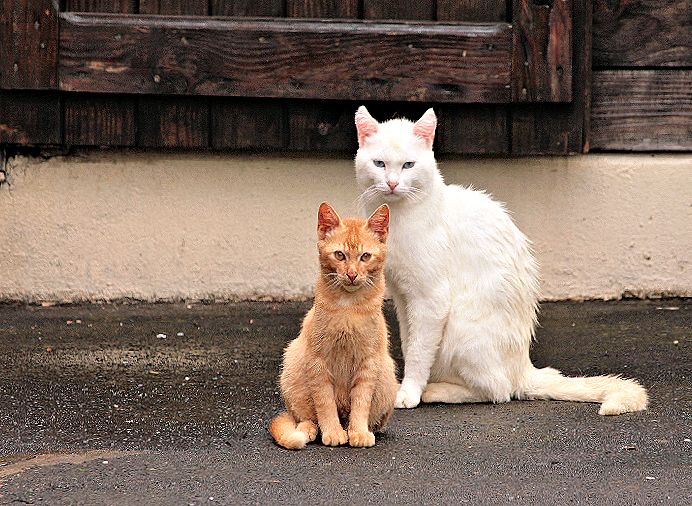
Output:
[321, 428, 348, 446]
[348, 430, 375, 448]
[297, 421, 318, 442]
[395, 386, 421, 409]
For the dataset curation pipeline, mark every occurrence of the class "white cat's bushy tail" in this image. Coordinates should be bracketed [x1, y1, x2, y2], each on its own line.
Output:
[521, 366, 648, 415]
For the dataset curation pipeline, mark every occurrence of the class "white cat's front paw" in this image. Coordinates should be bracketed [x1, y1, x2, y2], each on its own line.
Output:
[395, 385, 421, 409]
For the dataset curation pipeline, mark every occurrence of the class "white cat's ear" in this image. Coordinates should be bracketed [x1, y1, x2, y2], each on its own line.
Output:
[317, 202, 342, 240]
[367, 204, 389, 243]
[413, 108, 437, 148]
[355, 106, 378, 147]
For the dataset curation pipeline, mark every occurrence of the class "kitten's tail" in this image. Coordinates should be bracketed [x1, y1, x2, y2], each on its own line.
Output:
[522, 366, 648, 415]
[268, 412, 310, 450]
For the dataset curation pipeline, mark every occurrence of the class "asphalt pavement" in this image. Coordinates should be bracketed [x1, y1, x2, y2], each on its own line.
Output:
[0, 299, 690, 505]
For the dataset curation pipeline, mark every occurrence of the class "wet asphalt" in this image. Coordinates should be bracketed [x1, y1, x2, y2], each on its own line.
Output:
[0, 299, 690, 505]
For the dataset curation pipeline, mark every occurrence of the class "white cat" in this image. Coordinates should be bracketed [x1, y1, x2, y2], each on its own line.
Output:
[354, 106, 648, 415]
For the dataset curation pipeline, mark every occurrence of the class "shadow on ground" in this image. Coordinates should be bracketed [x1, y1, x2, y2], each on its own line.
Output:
[0, 300, 690, 504]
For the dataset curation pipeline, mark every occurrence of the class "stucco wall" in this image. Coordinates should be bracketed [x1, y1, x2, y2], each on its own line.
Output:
[0, 151, 690, 302]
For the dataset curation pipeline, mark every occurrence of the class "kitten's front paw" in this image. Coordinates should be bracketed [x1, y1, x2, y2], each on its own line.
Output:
[321, 428, 348, 447]
[348, 430, 375, 448]
[395, 385, 421, 409]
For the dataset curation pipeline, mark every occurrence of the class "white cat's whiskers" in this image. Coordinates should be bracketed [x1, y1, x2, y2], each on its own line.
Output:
[401, 187, 424, 203]
[356, 184, 388, 209]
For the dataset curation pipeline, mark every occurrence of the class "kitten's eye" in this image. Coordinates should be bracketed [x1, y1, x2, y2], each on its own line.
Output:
[360, 253, 371, 262]
[334, 251, 345, 261]
[373, 160, 385, 168]
[403, 161, 415, 169]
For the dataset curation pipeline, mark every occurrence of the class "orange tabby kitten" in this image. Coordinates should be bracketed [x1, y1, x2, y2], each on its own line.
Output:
[269, 202, 398, 449]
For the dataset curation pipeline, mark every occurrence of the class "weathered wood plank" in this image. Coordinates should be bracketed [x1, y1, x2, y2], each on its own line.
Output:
[139, 1, 208, 15]
[287, 101, 355, 151]
[59, 14, 513, 103]
[64, 0, 136, 12]
[0, 91, 61, 144]
[593, 0, 692, 67]
[211, 98, 285, 149]
[436, 0, 508, 154]
[284, 0, 356, 151]
[287, 1, 358, 18]
[210, 0, 285, 149]
[591, 70, 691, 151]
[437, 105, 509, 154]
[64, 94, 136, 146]
[511, 0, 591, 154]
[512, 0, 572, 103]
[0, 0, 58, 89]
[136, 0, 210, 149]
[209, 1, 286, 150]
[137, 96, 209, 148]
[210, 0, 283, 17]
[62, 1, 138, 147]
[363, 1, 435, 20]
[437, 0, 506, 22]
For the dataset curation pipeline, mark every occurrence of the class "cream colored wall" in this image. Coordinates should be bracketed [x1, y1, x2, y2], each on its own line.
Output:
[1, 152, 690, 302]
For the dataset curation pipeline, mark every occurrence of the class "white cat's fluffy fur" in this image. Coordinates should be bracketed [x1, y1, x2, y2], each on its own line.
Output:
[354, 106, 648, 415]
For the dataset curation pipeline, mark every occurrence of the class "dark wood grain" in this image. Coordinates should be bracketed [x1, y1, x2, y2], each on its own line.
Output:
[436, 105, 509, 154]
[64, 94, 136, 146]
[512, 0, 572, 103]
[137, 96, 209, 147]
[59, 14, 513, 104]
[287, 0, 358, 18]
[593, 0, 692, 67]
[210, 1, 286, 149]
[591, 70, 691, 151]
[136, 1, 210, 149]
[210, 0, 283, 17]
[436, 0, 508, 154]
[0, 91, 61, 144]
[0, 0, 58, 89]
[62, 1, 138, 147]
[211, 98, 285, 149]
[511, 0, 591, 153]
[363, 1, 435, 20]
[287, 101, 355, 151]
[64, 0, 136, 12]
[284, 0, 356, 151]
[140, 1, 208, 15]
[437, 0, 506, 22]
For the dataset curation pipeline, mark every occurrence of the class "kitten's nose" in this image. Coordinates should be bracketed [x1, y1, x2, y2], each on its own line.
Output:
[387, 180, 399, 191]
[347, 271, 357, 283]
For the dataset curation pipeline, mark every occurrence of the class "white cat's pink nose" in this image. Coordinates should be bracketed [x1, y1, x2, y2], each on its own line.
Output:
[387, 180, 399, 191]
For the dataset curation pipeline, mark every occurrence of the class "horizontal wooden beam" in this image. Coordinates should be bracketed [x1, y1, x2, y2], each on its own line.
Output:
[591, 70, 692, 151]
[593, 0, 691, 67]
[58, 13, 513, 103]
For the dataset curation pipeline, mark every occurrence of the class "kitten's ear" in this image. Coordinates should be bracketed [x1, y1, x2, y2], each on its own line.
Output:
[413, 108, 437, 148]
[367, 204, 389, 243]
[317, 202, 342, 240]
[355, 106, 378, 147]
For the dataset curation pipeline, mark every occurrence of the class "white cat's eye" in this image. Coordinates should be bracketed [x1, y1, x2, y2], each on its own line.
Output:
[373, 160, 385, 168]
[334, 251, 346, 261]
[360, 253, 371, 261]
[403, 161, 415, 169]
